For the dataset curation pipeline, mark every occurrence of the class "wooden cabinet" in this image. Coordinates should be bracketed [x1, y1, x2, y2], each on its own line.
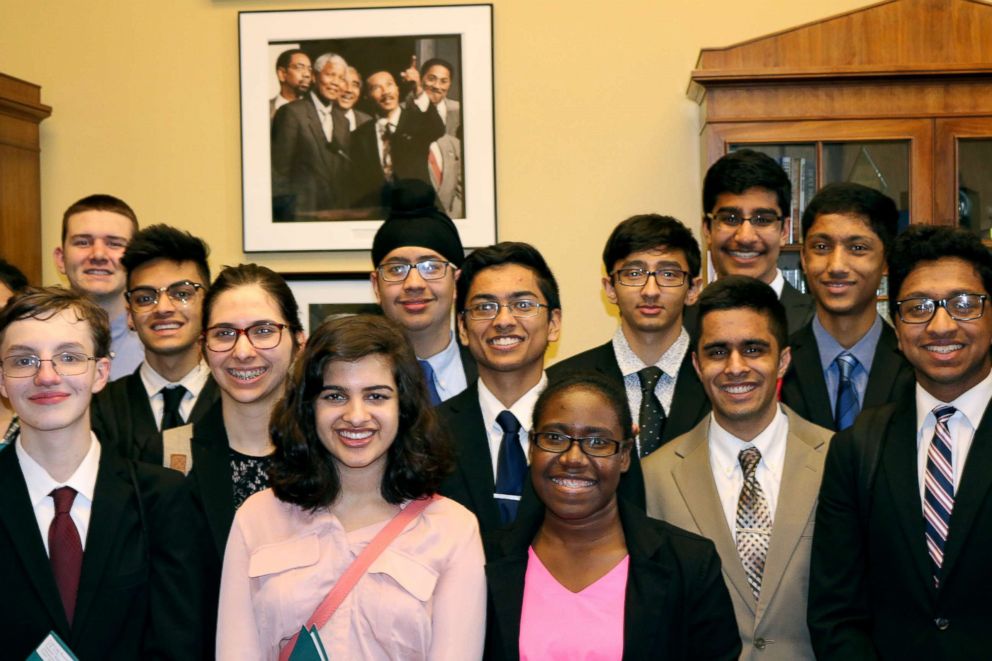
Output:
[690, 0, 992, 287]
[0, 73, 52, 285]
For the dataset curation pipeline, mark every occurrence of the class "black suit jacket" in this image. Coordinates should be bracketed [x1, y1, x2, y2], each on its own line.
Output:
[0, 445, 206, 659]
[483, 499, 741, 660]
[458, 342, 479, 388]
[92, 367, 220, 462]
[684, 280, 815, 338]
[808, 392, 992, 659]
[349, 105, 445, 209]
[781, 319, 914, 430]
[271, 97, 351, 219]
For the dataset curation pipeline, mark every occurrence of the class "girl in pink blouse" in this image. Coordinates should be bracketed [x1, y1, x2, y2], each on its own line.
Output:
[216, 314, 486, 659]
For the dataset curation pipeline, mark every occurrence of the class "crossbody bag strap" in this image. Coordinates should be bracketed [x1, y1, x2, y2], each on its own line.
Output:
[278, 494, 441, 661]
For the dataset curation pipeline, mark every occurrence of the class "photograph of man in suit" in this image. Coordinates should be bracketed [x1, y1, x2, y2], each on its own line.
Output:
[643, 276, 831, 660]
[349, 68, 445, 211]
[781, 183, 913, 431]
[370, 196, 476, 404]
[91, 225, 219, 463]
[689, 149, 815, 335]
[338, 66, 372, 132]
[403, 56, 462, 137]
[269, 48, 311, 121]
[809, 225, 992, 659]
[270, 51, 351, 220]
[548, 214, 709, 458]
[0, 287, 205, 658]
[438, 242, 561, 536]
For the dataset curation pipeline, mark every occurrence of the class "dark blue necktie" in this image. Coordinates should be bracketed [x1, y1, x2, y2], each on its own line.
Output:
[834, 353, 860, 431]
[418, 360, 442, 406]
[494, 410, 526, 524]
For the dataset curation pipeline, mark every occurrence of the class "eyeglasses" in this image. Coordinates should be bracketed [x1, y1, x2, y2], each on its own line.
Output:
[706, 211, 783, 229]
[462, 300, 549, 321]
[530, 431, 631, 458]
[612, 268, 687, 288]
[895, 294, 988, 324]
[1, 352, 98, 378]
[203, 323, 287, 352]
[288, 63, 312, 72]
[126, 281, 204, 310]
[376, 260, 452, 282]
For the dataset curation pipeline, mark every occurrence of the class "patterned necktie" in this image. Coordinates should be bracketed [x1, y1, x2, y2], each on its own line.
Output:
[736, 447, 772, 600]
[924, 405, 956, 588]
[494, 410, 526, 524]
[834, 353, 860, 431]
[637, 366, 666, 457]
[49, 487, 83, 626]
[380, 122, 395, 182]
[160, 385, 188, 431]
[418, 360, 442, 406]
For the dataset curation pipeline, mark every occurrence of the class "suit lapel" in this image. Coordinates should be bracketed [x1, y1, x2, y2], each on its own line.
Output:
[757, 411, 825, 619]
[670, 420, 756, 612]
[485, 550, 528, 661]
[863, 323, 909, 409]
[664, 352, 709, 442]
[0, 449, 69, 631]
[589, 341, 624, 383]
[780, 282, 814, 333]
[788, 324, 834, 429]
[302, 100, 336, 174]
[448, 386, 501, 532]
[621, 503, 671, 656]
[189, 375, 221, 424]
[458, 343, 478, 385]
[190, 404, 236, 559]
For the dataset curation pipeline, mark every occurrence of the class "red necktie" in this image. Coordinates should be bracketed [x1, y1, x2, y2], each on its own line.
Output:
[49, 487, 83, 626]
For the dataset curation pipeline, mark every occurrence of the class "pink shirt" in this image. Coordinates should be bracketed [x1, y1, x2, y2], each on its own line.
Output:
[216, 489, 486, 660]
[519, 546, 629, 661]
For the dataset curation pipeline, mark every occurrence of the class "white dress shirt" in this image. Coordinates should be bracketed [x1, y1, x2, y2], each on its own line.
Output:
[139, 360, 211, 430]
[914, 368, 992, 509]
[419, 332, 469, 402]
[375, 108, 402, 164]
[310, 91, 336, 142]
[16, 433, 101, 554]
[707, 406, 789, 541]
[478, 374, 547, 478]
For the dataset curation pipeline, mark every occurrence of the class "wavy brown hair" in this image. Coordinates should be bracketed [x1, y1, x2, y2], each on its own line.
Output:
[269, 314, 454, 510]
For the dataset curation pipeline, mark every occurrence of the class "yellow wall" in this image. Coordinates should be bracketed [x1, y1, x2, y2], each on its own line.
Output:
[1, 0, 870, 361]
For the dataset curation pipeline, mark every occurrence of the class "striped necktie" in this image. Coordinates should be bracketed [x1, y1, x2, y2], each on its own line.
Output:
[924, 405, 956, 588]
[834, 353, 860, 430]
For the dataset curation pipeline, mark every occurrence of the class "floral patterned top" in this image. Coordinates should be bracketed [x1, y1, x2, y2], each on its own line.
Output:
[229, 448, 272, 510]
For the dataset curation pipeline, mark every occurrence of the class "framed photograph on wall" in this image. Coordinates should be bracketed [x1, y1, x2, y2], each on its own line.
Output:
[240, 4, 496, 252]
[282, 272, 381, 335]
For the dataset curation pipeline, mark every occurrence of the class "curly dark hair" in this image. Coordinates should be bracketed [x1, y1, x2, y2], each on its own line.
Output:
[268, 314, 454, 510]
[535, 371, 634, 442]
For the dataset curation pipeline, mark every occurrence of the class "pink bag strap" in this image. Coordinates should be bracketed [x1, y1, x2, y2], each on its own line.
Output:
[278, 494, 440, 661]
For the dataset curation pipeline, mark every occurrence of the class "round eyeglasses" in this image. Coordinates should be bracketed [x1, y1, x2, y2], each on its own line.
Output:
[1, 352, 98, 378]
[530, 431, 631, 458]
[376, 260, 452, 282]
[895, 294, 987, 324]
[203, 323, 287, 352]
[126, 280, 204, 310]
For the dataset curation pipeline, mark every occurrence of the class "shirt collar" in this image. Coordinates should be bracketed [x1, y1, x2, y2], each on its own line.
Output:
[478, 372, 548, 434]
[612, 326, 689, 379]
[811, 313, 884, 374]
[309, 91, 333, 114]
[377, 108, 401, 127]
[768, 269, 785, 298]
[139, 360, 211, 399]
[15, 432, 101, 508]
[915, 366, 992, 432]
[708, 405, 788, 481]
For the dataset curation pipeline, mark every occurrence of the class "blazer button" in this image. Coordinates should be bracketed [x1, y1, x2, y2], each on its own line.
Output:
[934, 617, 950, 631]
[754, 638, 767, 650]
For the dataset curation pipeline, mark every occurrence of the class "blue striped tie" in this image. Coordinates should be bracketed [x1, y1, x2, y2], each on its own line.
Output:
[834, 353, 860, 431]
[924, 405, 956, 588]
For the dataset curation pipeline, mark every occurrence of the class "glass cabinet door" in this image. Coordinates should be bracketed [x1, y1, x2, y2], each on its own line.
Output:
[822, 140, 911, 233]
[935, 118, 992, 236]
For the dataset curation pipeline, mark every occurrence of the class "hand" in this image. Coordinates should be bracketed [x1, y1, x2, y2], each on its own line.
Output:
[399, 55, 422, 95]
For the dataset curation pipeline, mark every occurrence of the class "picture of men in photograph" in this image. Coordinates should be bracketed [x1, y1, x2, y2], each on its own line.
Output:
[268, 35, 464, 223]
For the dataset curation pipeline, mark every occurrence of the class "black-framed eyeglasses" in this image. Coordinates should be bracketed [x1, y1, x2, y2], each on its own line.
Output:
[705, 211, 783, 229]
[376, 260, 452, 282]
[612, 268, 688, 288]
[462, 300, 549, 321]
[125, 280, 205, 310]
[530, 431, 631, 458]
[1, 352, 98, 378]
[895, 294, 988, 324]
[203, 323, 288, 352]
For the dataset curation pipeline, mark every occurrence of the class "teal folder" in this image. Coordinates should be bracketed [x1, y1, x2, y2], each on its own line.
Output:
[287, 625, 329, 661]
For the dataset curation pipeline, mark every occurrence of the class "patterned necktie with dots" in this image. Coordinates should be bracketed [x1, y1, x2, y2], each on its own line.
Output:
[637, 366, 666, 457]
[736, 446, 772, 601]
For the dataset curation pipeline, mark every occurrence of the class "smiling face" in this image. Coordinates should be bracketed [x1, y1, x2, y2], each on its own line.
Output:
[54, 210, 134, 301]
[0, 309, 110, 437]
[126, 259, 205, 361]
[422, 63, 452, 105]
[371, 246, 456, 341]
[802, 212, 887, 318]
[457, 264, 561, 383]
[894, 257, 992, 402]
[204, 284, 296, 408]
[315, 59, 346, 103]
[366, 71, 400, 114]
[339, 67, 362, 110]
[529, 386, 630, 522]
[315, 354, 399, 478]
[694, 307, 791, 440]
[704, 187, 787, 284]
[604, 246, 701, 342]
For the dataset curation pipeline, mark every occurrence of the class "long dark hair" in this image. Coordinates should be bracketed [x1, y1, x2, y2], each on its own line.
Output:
[268, 314, 454, 510]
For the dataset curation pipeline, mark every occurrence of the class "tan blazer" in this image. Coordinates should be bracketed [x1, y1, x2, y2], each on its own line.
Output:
[642, 406, 831, 661]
